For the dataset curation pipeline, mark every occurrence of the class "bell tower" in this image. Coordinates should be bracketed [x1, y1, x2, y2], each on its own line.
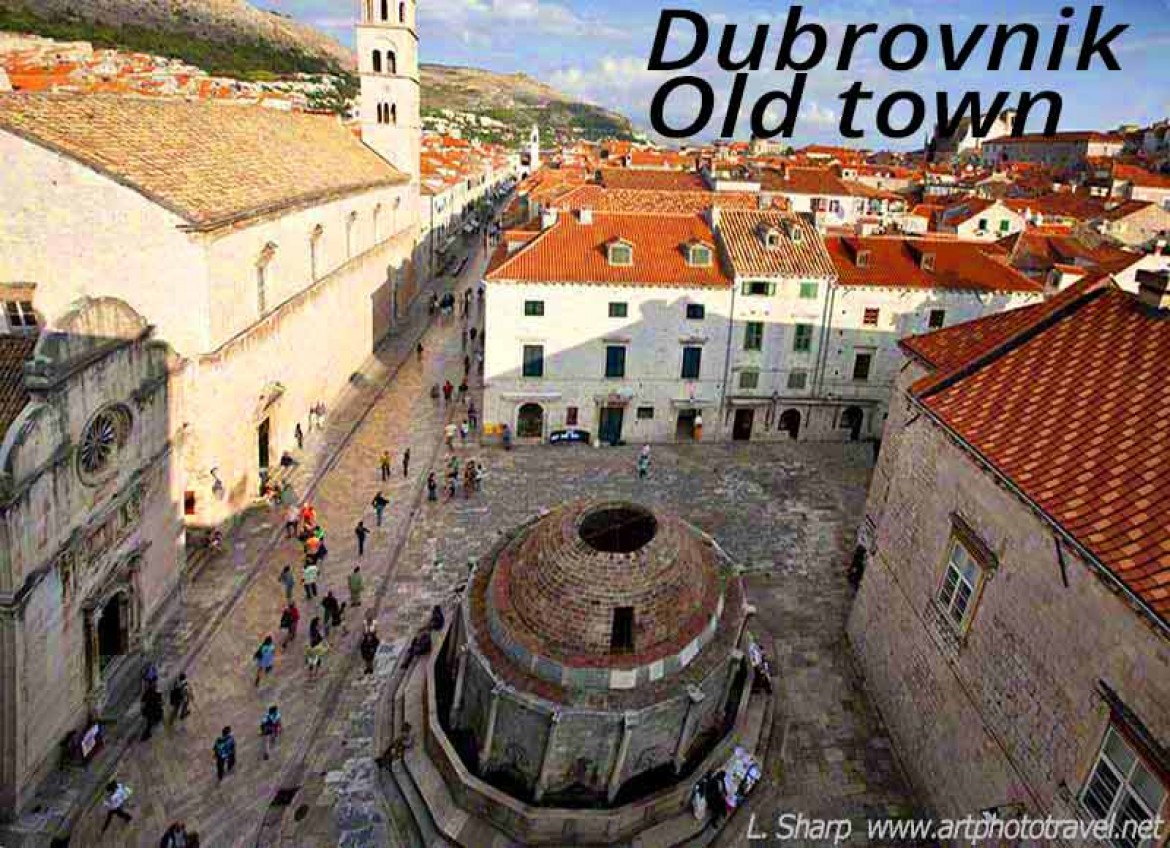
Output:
[529, 123, 541, 173]
[357, 0, 420, 191]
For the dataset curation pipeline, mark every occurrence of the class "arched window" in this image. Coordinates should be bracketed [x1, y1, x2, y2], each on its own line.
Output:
[390, 104, 397, 125]
[256, 242, 276, 316]
[372, 50, 382, 73]
[381, 0, 389, 20]
[399, 2, 406, 23]
[373, 204, 383, 242]
[309, 225, 323, 281]
[387, 51, 397, 75]
[346, 212, 358, 259]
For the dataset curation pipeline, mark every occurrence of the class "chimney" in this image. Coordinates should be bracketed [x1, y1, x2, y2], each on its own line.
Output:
[1136, 269, 1170, 310]
[541, 207, 559, 230]
[578, 208, 592, 225]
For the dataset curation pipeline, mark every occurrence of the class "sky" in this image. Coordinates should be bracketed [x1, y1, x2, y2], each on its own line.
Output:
[261, 0, 1170, 148]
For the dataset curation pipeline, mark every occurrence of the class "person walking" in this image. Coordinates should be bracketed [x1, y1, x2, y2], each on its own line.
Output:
[348, 566, 365, 608]
[459, 420, 469, 445]
[426, 471, 438, 502]
[321, 590, 341, 636]
[213, 727, 236, 781]
[284, 505, 299, 539]
[260, 706, 282, 761]
[360, 628, 381, 675]
[302, 561, 320, 599]
[461, 327, 468, 351]
[442, 380, 453, 403]
[101, 780, 134, 832]
[467, 402, 478, 431]
[402, 447, 411, 478]
[379, 451, 391, 482]
[371, 491, 389, 527]
[254, 636, 276, 686]
[416, 341, 424, 361]
[305, 636, 329, 680]
[140, 683, 164, 741]
[444, 422, 456, 450]
[355, 520, 369, 557]
[160, 820, 188, 848]
[168, 673, 192, 725]
[279, 602, 300, 648]
[637, 444, 651, 479]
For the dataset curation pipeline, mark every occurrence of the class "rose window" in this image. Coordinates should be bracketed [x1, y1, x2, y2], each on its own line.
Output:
[78, 406, 131, 482]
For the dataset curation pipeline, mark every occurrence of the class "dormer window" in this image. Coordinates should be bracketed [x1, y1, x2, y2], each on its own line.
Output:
[687, 243, 712, 267]
[762, 227, 782, 250]
[856, 249, 871, 268]
[921, 252, 936, 271]
[608, 241, 634, 266]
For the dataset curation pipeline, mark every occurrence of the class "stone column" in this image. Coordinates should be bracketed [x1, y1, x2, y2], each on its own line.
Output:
[85, 605, 107, 709]
[606, 712, 638, 803]
[672, 685, 707, 772]
[533, 708, 562, 802]
[450, 645, 469, 724]
[720, 650, 745, 717]
[478, 682, 505, 772]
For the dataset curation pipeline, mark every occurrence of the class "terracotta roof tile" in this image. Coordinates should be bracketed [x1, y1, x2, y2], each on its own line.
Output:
[555, 185, 758, 216]
[597, 168, 709, 191]
[486, 212, 731, 289]
[911, 279, 1170, 625]
[717, 210, 836, 279]
[0, 94, 407, 231]
[0, 335, 37, 440]
[826, 236, 1043, 294]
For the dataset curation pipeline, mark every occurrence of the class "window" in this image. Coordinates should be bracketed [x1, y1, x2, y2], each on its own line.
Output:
[742, 281, 774, 296]
[523, 300, 545, 317]
[184, 491, 197, 516]
[928, 308, 946, 329]
[636, 406, 654, 420]
[863, 307, 880, 326]
[373, 205, 382, 241]
[920, 253, 936, 272]
[793, 324, 813, 353]
[681, 346, 702, 379]
[372, 50, 382, 73]
[787, 370, 808, 390]
[999, 218, 1011, 233]
[390, 104, 397, 125]
[309, 226, 323, 281]
[743, 321, 764, 351]
[346, 212, 358, 259]
[610, 606, 635, 652]
[977, 217, 988, 232]
[387, 51, 397, 75]
[380, 0, 389, 19]
[688, 244, 712, 266]
[604, 345, 626, 378]
[852, 352, 873, 382]
[399, 2, 406, 22]
[763, 228, 781, 249]
[566, 406, 579, 427]
[799, 281, 819, 300]
[1081, 727, 1167, 846]
[686, 303, 706, 320]
[4, 300, 38, 330]
[608, 302, 628, 318]
[856, 249, 871, 268]
[739, 370, 759, 390]
[936, 538, 982, 630]
[256, 243, 275, 315]
[522, 345, 544, 378]
[608, 242, 633, 266]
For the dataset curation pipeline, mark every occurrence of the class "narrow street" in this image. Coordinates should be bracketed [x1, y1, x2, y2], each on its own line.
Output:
[65, 233, 493, 848]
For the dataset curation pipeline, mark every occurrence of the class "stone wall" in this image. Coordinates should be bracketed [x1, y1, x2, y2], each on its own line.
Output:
[848, 368, 1170, 824]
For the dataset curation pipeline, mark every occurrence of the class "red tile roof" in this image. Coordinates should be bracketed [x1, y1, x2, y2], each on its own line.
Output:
[485, 212, 732, 289]
[1113, 164, 1170, 189]
[556, 185, 757, 216]
[0, 335, 37, 440]
[596, 168, 709, 192]
[717, 210, 837, 279]
[910, 279, 1170, 626]
[825, 236, 1043, 294]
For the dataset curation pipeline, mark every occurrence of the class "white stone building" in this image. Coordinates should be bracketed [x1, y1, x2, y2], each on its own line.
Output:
[483, 210, 733, 444]
[937, 198, 1028, 241]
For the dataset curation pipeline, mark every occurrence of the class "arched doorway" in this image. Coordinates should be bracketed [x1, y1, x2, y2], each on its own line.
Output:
[779, 409, 801, 440]
[842, 406, 864, 441]
[517, 403, 544, 439]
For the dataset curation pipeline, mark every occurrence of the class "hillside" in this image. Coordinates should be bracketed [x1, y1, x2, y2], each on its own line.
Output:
[421, 63, 635, 145]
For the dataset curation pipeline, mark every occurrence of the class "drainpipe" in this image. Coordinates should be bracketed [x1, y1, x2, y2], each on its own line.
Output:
[719, 278, 738, 431]
[813, 278, 837, 396]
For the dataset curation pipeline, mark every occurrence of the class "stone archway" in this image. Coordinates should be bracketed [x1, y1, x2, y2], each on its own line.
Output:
[779, 409, 801, 440]
[842, 406, 864, 441]
[516, 403, 544, 439]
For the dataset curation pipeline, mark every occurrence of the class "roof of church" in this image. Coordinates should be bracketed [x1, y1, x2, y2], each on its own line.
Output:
[0, 94, 408, 231]
[0, 335, 37, 441]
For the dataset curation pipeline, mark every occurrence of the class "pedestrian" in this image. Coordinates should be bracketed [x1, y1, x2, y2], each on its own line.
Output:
[458, 380, 468, 404]
[459, 420, 469, 445]
[305, 637, 329, 680]
[260, 705, 282, 761]
[348, 566, 365, 608]
[168, 673, 192, 725]
[309, 616, 323, 647]
[142, 659, 159, 692]
[379, 450, 391, 481]
[321, 591, 343, 636]
[502, 423, 512, 450]
[101, 780, 133, 832]
[140, 682, 164, 741]
[474, 460, 485, 491]
[302, 561, 320, 598]
[468, 402, 478, 431]
[284, 505, 299, 539]
[416, 341, 424, 361]
[426, 471, 438, 502]
[469, 326, 478, 343]
[254, 635, 276, 686]
[371, 491, 389, 526]
[160, 820, 188, 848]
[279, 602, 300, 648]
[463, 462, 475, 498]
[637, 444, 651, 479]
[360, 628, 381, 675]
[355, 520, 369, 557]
[461, 328, 468, 351]
[444, 421, 456, 449]
[279, 564, 295, 602]
[402, 448, 411, 478]
[294, 422, 304, 451]
[463, 353, 471, 376]
[213, 727, 236, 781]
